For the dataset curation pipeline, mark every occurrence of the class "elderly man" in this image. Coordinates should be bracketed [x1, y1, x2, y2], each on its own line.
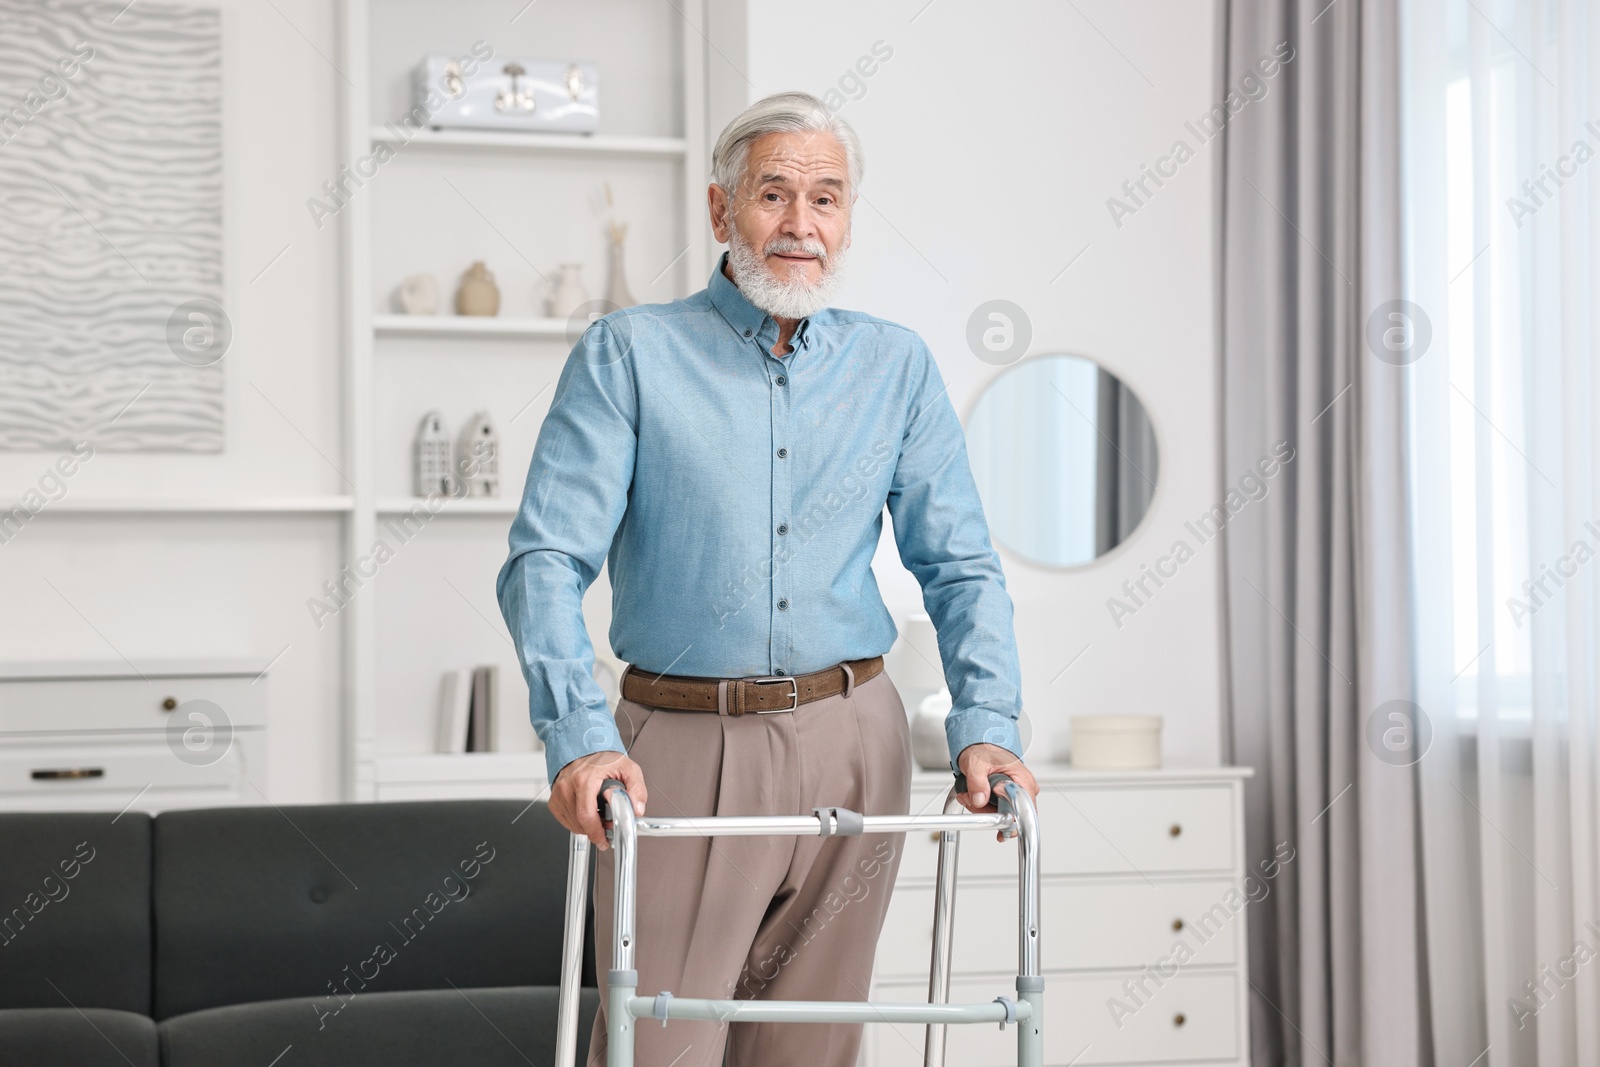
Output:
[497, 90, 1037, 1066]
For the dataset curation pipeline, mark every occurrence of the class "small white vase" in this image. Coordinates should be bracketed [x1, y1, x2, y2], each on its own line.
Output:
[605, 225, 637, 309]
[396, 273, 439, 315]
[911, 689, 954, 771]
[547, 263, 589, 319]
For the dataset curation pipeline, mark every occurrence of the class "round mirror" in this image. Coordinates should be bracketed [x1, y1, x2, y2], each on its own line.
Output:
[966, 354, 1159, 569]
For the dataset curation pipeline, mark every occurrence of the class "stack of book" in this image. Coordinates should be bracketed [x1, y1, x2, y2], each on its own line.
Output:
[434, 666, 540, 753]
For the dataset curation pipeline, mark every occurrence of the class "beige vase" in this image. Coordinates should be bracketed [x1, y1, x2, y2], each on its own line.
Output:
[455, 261, 501, 316]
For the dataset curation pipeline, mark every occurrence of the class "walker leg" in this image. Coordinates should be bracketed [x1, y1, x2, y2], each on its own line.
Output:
[1004, 778, 1044, 1067]
[608, 973, 636, 1066]
[923, 789, 966, 1067]
[554, 833, 591, 1067]
[1017, 977, 1044, 1067]
[603, 782, 640, 1067]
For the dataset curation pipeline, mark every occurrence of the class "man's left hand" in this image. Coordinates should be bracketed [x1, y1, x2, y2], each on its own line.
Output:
[955, 742, 1040, 840]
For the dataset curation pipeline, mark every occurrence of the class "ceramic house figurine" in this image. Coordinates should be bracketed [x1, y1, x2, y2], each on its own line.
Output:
[455, 261, 500, 316]
[455, 411, 499, 497]
[413, 411, 454, 497]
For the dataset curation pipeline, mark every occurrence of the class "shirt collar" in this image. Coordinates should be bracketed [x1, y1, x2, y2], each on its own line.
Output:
[707, 251, 819, 352]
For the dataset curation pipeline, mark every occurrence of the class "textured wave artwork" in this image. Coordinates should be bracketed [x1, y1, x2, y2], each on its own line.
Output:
[0, 0, 224, 452]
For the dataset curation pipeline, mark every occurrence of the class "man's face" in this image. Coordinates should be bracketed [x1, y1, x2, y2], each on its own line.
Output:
[710, 129, 852, 290]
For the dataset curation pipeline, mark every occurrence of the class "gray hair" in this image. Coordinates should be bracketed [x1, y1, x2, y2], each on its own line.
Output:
[710, 91, 863, 200]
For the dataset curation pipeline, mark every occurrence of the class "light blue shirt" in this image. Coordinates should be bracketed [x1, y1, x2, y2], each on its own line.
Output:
[497, 252, 1024, 782]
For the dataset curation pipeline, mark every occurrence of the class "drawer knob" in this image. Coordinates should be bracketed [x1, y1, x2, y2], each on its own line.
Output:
[32, 767, 105, 780]
[1174, 1012, 1187, 1027]
[162, 697, 178, 711]
[1169, 823, 1183, 837]
[1172, 918, 1184, 932]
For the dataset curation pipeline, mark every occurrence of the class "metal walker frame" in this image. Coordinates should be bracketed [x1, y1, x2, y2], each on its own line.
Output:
[553, 771, 1043, 1066]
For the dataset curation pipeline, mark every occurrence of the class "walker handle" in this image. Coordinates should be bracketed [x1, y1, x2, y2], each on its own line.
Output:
[951, 770, 1017, 817]
[597, 777, 629, 820]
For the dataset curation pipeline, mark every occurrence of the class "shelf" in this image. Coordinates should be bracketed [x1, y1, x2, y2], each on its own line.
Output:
[39, 497, 354, 514]
[0, 657, 274, 680]
[375, 751, 546, 784]
[375, 496, 518, 516]
[370, 124, 687, 157]
[374, 314, 573, 340]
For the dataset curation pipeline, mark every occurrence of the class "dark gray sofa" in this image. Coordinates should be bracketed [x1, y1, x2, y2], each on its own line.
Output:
[0, 799, 599, 1066]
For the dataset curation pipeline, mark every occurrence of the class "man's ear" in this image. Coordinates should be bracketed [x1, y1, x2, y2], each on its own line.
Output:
[708, 184, 730, 243]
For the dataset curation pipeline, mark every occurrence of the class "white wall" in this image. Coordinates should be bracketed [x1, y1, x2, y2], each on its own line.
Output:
[0, 0, 348, 802]
[723, 0, 1225, 766]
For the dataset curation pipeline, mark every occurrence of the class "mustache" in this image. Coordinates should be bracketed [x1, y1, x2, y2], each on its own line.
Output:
[764, 237, 827, 260]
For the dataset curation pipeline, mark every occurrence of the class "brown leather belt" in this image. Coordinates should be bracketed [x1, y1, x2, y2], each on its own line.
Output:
[620, 656, 884, 715]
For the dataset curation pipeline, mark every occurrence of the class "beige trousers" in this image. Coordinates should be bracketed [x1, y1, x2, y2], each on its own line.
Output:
[587, 667, 913, 1067]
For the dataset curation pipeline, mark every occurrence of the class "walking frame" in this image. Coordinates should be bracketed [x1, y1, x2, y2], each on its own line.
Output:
[552, 770, 1043, 1066]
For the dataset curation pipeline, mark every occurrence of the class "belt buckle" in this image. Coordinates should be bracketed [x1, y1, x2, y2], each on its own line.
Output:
[751, 675, 799, 713]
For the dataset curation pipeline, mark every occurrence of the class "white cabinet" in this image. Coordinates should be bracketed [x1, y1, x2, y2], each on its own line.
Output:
[863, 767, 1254, 1067]
[0, 660, 269, 812]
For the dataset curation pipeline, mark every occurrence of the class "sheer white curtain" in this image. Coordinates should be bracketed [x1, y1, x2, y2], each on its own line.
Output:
[1403, 0, 1600, 1064]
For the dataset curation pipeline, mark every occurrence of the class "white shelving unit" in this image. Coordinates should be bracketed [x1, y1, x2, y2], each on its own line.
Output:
[338, 0, 709, 801]
[44, 497, 356, 514]
[373, 314, 571, 339]
[373, 496, 518, 516]
[369, 125, 688, 157]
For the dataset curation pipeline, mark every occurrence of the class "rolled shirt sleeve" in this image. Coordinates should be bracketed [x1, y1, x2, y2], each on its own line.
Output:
[496, 320, 637, 782]
[885, 339, 1025, 771]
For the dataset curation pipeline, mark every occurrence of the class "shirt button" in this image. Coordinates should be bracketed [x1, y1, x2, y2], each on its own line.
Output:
[777, 598, 789, 610]
[775, 375, 787, 386]
[743, 328, 752, 338]
[775, 668, 786, 675]
[776, 523, 788, 535]
[776, 447, 788, 458]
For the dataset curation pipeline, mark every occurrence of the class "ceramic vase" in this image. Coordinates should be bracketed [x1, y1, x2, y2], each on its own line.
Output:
[605, 223, 636, 309]
[456, 261, 501, 316]
[547, 263, 589, 319]
[396, 273, 439, 315]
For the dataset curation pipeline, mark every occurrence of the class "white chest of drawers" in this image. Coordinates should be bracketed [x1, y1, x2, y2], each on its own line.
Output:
[863, 766, 1255, 1067]
[0, 660, 269, 813]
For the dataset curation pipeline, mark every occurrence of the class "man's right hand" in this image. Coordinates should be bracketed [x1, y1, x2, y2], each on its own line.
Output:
[549, 750, 648, 851]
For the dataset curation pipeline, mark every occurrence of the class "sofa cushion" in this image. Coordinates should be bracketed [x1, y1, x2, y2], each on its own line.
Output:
[0, 812, 152, 1013]
[152, 799, 595, 1018]
[0, 1007, 160, 1066]
[159, 985, 598, 1067]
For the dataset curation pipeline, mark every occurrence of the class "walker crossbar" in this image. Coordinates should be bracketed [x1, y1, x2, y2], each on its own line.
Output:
[552, 771, 1043, 1067]
[625, 995, 1034, 1025]
[623, 810, 1013, 836]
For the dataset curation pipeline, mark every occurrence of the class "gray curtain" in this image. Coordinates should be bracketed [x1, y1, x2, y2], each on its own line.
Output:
[1218, 1, 1427, 1065]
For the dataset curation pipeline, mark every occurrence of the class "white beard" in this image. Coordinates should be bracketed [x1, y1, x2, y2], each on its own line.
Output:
[725, 223, 848, 320]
